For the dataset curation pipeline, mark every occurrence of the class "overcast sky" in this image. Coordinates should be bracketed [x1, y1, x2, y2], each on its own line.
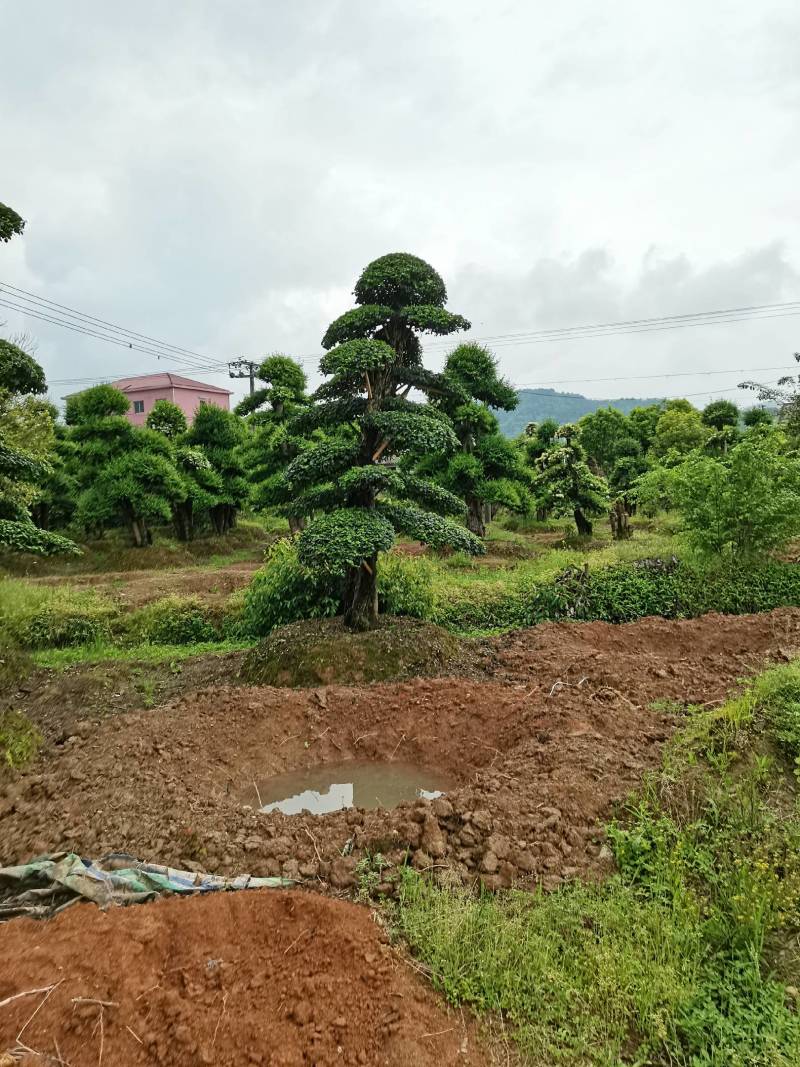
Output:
[2, 0, 799, 409]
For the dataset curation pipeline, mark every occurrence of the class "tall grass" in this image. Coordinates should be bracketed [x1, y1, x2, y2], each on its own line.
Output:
[392, 662, 800, 1065]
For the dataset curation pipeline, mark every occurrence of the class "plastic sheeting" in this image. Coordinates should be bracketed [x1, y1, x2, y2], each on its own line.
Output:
[0, 851, 293, 920]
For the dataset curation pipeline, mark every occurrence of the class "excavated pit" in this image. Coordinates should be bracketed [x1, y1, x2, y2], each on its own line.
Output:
[1, 609, 799, 892]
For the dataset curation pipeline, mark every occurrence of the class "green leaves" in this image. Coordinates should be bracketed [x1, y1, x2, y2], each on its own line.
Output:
[0, 202, 25, 243]
[364, 408, 459, 455]
[401, 305, 471, 337]
[321, 306, 393, 349]
[298, 508, 395, 574]
[354, 253, 447, 309]
[0, 520, 80, 557]
[285, 440, 360, 488]
[0, 340, 47, 395]
[379, 502, 484, 555]
[320, 339, 397, 375]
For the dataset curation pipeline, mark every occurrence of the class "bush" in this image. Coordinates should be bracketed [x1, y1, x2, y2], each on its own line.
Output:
[377, 553, 437, 618]
[239, 538, 341, 638]
[0, 580, 114, 649]
[431, 558, 800, 632]
[123, 596, 219, 645]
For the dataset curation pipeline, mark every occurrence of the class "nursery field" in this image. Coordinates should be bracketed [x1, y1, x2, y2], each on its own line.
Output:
[3, 516, 800, 1065]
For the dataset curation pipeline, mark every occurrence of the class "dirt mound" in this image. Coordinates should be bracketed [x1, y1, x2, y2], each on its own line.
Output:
[0, 889, 487, 1066]
[3, 609, 797, 892]
[240, 617, 462, 687]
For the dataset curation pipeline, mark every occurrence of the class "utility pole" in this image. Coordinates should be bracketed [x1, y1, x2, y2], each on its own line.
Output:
[228, 358, 259, 396]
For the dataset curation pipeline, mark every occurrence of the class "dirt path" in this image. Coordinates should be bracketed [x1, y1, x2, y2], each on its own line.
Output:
[3, 609, 797, 891]
[26, 558, 263, 609]
[0, 888, 490, 1067]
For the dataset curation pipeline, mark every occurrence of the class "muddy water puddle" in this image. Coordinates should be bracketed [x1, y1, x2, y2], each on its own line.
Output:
[245, 760, 454, 815]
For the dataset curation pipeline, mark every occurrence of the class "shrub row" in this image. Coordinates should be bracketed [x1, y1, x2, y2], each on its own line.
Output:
[432, 557, 800, 632]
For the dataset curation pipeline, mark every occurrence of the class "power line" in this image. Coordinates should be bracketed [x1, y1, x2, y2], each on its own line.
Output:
[0, 297, 227, 374]
[424, 298, 800, 348]
[0, 281, 228, 370]
[513, 363, 798, 388]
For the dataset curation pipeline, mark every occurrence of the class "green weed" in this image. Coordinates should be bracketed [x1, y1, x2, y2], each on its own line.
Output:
[0, 709, 42, 769]
[391, 661, 800, 1065]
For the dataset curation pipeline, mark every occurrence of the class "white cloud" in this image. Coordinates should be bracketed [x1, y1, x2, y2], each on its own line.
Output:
[1, 0, 799, 408]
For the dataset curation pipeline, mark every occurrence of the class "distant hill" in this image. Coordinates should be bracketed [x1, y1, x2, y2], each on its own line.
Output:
[495, 389, 665, 437]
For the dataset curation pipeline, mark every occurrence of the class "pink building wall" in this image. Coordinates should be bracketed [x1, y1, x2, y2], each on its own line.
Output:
[109, 373, 233, 426]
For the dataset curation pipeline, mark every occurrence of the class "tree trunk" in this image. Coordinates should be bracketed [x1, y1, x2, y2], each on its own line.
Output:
[467, 498, 486, 538]
[574, 508, 593, 537]
[173, 501, 194, 542]
[288, 514, 305, 536]
[130, 517, 146, 547]
[609, 499, 632, 541]
[343, 558, 378, 631]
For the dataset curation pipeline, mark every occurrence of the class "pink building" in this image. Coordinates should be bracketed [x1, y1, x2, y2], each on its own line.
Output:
[109, 373, 232, 426]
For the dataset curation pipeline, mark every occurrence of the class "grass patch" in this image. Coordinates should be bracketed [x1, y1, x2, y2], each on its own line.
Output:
[0, 578, 115, 649]
[391, 662, 800, 1065]
[31, 638, 252, 670]
[0, 709, 42, 769]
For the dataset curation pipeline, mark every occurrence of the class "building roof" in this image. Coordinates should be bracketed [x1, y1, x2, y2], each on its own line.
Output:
[111, 372, 232, 395]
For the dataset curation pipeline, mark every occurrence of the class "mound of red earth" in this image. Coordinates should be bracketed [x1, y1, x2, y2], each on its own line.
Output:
[0, 889, 486, 1067]
[2, 610, 797, 892]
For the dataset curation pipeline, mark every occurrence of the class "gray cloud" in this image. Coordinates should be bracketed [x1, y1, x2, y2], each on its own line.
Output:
[1, 0, 799, 408]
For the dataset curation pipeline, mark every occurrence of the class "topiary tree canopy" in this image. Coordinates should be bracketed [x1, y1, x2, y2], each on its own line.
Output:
[702, 399, 740, 431]
[236, 355, 310, 534]
[531, 423, 609, 537]
[418, 343, 530, 536]
[146, 398, 187, 439]
[186, 403, 248, 535]
[0, 202, 25, 243]
[286, 253, 483, 630]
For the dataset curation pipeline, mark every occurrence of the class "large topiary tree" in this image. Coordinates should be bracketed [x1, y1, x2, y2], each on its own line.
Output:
[418, 343, 530, 536]
[235, 355, 310, 534]
[0, 339, 78, 555]
[185, 403, 248, 535]
[531, 423, 609, 537]
[285, 253, 483, 630]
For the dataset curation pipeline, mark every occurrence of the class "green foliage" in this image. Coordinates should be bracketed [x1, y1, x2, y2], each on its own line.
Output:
[702, 398, 740, 430]
[0, 341, 78, 556]
[77, 447, 186, 545]
[0, 339, 46, 395]
[394, 664, 800, 1065]
[321, 306, 393, 349]
[239, 538, 340, 637]
[0, 521, 81, 557]
[376, 552, 437, 618]
[353, 253, 448, 308]
[186, 404, 248, 534]
[146, 398, 187, 438]
[0, 202, 25, 243]
[66, 383, 130, 423]
[651, 405, 709, 458]
[744, 407, 774, 428]
[378, 502, 483, 554]
[284, 253, 480, 628]
[320, 339, 397, 375]
[0, 710, 41, 769]
[645, 433, 800, 559]
[531, 424, 609, 534]
[578, 406, 641, 475]
[124, 595, 218, 645]
[430, 556, 800, 632]
[0, 580, 114, 649]
[298, 508, 396, 575]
